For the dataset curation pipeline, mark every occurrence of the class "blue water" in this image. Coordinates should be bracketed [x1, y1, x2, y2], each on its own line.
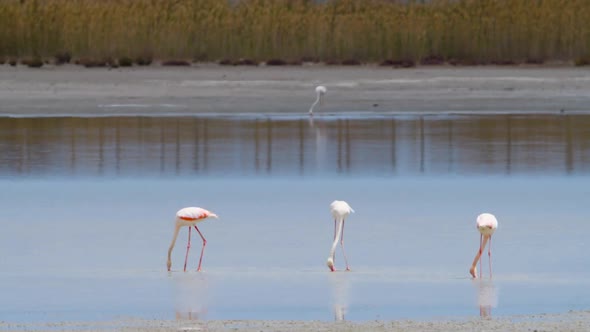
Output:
[0, 114, 589, 323]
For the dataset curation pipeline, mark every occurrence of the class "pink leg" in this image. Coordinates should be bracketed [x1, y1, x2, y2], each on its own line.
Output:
[488, 235, 493, 278]
[479, 234, 483, 278]
[194, 226, 207, 272]
[340, 219, 350, 271]
[184, 227, 192, 272]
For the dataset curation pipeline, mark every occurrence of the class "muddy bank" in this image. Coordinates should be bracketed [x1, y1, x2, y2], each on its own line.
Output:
[2, 310, 590, 331]
[1, 65, 589, 116]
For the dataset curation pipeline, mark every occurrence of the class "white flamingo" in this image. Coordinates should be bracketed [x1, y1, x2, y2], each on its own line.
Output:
[327, 200, 355, 272]
[309, 85, 327, 115]
[469, 213, 498, 278]
[167, 207, 218, 272]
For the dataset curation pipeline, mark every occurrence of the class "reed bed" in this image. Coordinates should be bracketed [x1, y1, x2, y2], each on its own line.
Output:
[0, 0, 589, 65]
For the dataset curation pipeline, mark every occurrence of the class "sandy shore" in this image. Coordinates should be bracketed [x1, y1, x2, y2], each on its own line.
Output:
[1, 64, 589, 116]
[2, 311, 590, 332]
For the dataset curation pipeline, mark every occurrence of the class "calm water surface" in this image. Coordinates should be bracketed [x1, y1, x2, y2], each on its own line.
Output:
[0, 114, 589, 323]
[1, 114, 589, 177]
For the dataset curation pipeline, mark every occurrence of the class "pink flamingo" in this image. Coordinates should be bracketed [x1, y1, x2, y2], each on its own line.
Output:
[469, 213, 498, 278]
[167, 207, 218, 272]
[309, 85, 327, 115]
[326, 200, 354, 272]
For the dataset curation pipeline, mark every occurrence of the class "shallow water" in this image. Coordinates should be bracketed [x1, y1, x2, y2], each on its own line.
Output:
[1, 114, 589, 177]
[0, 114, 589, 323]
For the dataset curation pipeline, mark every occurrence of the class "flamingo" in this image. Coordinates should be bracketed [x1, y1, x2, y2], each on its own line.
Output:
[327, 200, 354, 272]
[469, 213, 498, 278]
[167, 207, 218, 272]
[309, 85, 327, 115]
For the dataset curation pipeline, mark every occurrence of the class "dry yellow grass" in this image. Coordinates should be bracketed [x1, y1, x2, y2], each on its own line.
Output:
[0, 0, 588, 64]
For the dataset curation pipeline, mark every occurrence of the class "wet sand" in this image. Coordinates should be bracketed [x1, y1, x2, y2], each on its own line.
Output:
[2, 311, 590, 332]
[1, 65, 589, 115]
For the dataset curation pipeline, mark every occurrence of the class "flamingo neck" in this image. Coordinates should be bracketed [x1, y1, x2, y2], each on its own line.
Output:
[167, 225, 181, 261]
[329, 219, 344, 260]
[309, 92, 321, 114]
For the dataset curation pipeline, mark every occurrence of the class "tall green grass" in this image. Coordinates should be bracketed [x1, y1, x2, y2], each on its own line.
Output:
[0, 0, 589, 63]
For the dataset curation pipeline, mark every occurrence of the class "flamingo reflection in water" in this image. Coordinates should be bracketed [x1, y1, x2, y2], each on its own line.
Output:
[172, 273, 210, 321]
[472, 278, 498, 318]
[329, 273, 351, 321]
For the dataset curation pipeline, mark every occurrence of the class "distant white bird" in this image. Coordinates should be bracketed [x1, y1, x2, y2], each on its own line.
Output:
[167, 207, 218, 272]
[469, 213, 498, 278]
[327, 200, 354, 272]
[309, 85, 327, 115]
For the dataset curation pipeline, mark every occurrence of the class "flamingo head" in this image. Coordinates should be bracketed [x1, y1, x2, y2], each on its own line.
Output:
[326, 257, 335, 272]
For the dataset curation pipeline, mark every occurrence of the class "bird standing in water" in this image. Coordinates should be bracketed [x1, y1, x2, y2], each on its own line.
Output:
[327, 200, 355, 272]
[309, 85, 327, 115]
[470, 213, 498, 278]
[167, 207, 218, 272]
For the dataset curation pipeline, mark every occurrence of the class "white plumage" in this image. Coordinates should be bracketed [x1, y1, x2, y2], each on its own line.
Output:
[175, 207, 218, 227]
[330, 200, 354, 219]
[476, 213, 498, 237]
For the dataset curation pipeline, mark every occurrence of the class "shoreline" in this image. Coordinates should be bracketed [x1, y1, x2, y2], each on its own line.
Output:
[1, 65, 589, 116]
[2, 310, 590, 332]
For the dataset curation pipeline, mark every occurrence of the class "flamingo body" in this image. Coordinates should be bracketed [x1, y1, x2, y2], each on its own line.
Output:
[176, 207, 218, 226]
[309, 85, 327, 114]
[327, 200, 354, 272]
[167, 207, 218, 272]
[476, 213, 498, 236]
[330, 200, 354, 219]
